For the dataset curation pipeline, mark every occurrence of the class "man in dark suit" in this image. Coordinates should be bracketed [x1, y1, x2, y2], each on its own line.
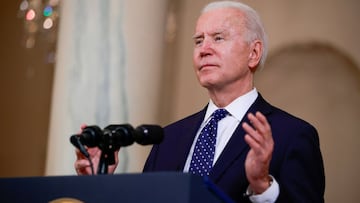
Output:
[143, 94, 325, 202]
[75, 1, 325, 202]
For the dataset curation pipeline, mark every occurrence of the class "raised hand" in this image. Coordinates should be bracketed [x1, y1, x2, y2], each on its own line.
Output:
[242, 112, 274, 194]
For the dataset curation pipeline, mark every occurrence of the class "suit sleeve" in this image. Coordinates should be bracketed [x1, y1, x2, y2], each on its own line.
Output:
[276, 124, 325, 202]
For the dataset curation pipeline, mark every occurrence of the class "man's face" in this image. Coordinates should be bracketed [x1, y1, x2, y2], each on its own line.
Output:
[193, 8, 256, 91]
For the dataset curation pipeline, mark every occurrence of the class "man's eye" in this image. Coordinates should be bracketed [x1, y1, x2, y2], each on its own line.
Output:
[194, 39, 203, 46]
[215, 36, 224, 42]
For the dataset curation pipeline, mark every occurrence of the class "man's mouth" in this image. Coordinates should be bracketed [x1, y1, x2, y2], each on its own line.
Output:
[199, 64, 217, 71]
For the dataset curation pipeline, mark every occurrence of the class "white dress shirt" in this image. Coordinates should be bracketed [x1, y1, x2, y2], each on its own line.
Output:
[183, 88, 279, 203]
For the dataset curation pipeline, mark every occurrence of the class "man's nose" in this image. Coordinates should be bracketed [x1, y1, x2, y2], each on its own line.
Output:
[199, 38, 213, 57]
[201, 37, 214, 49]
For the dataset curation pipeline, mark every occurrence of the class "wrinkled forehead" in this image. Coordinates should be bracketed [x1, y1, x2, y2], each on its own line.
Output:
[195, 8, 246, 33]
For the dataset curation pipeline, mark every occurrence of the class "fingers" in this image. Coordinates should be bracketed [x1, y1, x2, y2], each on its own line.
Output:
[75, 148, 93, 175]
[75, 159, 91, 169]
[80, 123, 87, 131]
[76, 123, 87, 134]
[243, 112, 274, 193]
[75, 147, 100, 175]
[248, 112, 270, 136]
[243, 112, 270, 139]
[76, 148, 85, 159]
[74, 159, 92, 175]
[242, 111, 273, 154]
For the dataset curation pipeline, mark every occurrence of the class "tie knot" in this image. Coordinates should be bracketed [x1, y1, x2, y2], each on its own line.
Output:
[212, 109, 228, 122]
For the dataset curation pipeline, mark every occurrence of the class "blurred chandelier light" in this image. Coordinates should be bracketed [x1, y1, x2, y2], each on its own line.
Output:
[18, 0, 60, 63]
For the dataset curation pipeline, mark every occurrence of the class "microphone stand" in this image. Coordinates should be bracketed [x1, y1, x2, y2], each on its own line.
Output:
[97, 133, 117, 175]
[97, 151, 109, 174]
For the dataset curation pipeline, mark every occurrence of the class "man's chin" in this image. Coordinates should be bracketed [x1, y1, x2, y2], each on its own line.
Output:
[199, 80, 217, 89]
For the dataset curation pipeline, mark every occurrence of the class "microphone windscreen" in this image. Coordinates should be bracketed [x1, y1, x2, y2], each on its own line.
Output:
[70, 135, 81, 149]
[103, 124, 135, 148]
[76, 125, 103, 147]
[134, 125, 164, 145]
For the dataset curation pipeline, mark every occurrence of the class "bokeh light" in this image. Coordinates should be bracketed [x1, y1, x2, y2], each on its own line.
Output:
[43, 5, 53, 17]
[26, 9, 36, 21]
[25, 36, 35, 48]
[43, 17, 53, 29]
[19, 0, 60, 53]
[19, 0, 29, 11]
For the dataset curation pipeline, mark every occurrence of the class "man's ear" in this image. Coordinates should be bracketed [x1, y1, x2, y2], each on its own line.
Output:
[248, 40, 262, 70]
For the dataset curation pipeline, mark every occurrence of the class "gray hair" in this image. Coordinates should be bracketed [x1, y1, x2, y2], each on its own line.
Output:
[202, 1, 268, 68]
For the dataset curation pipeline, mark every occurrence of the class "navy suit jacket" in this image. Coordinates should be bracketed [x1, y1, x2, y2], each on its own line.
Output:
[143, 94, 325, 203]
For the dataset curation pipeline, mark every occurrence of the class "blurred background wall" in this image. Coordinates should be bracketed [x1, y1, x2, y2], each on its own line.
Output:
[0, 0, 359, 202]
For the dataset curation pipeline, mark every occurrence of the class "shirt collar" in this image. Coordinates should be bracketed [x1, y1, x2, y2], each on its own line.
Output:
[205, 88, 258, 122]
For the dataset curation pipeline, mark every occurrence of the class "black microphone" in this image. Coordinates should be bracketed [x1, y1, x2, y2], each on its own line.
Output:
[70, 125, 103, 157]
[102, 124, 135, 150]
[102, 124, 164, 147]
[134, 125, 164, 145]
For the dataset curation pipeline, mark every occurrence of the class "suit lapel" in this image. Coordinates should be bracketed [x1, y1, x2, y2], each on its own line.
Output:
[174, 107, 207, 170]
[210, 94, 272, 182]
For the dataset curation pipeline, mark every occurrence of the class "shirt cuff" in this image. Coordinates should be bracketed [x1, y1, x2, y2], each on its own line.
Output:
[246, 175, 279, 203]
